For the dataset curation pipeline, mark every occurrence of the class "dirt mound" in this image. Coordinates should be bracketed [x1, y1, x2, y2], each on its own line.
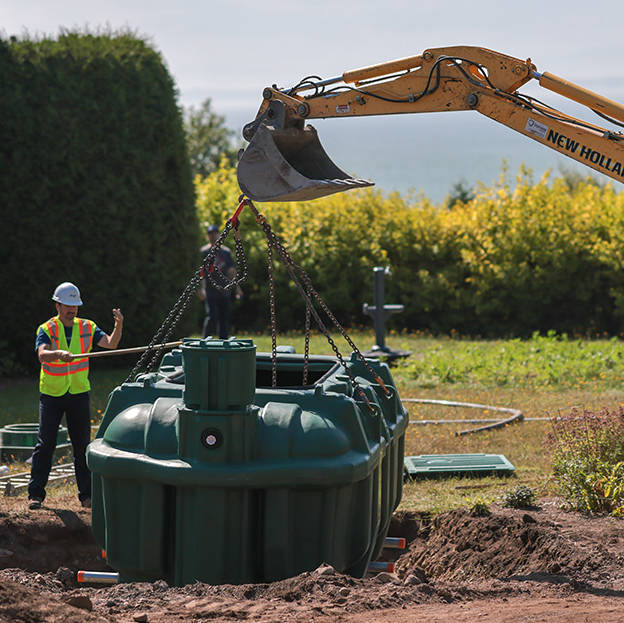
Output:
[0, 503, 106, 573]
[0, 579, 107, 623]
[4, 562, 483, 620]
[395, 504, 624, 588]
[1, 496, 624, 622]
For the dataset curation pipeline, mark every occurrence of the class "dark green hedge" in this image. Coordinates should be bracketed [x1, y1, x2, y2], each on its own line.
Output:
[0, 32, 199, 377]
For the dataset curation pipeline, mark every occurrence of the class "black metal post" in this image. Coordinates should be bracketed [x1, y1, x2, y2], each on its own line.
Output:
[362, 267, 407, 358]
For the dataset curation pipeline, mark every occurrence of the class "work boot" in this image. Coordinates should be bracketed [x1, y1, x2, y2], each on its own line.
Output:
[81, 497, 91, 509]
[28, 498, 43, 510]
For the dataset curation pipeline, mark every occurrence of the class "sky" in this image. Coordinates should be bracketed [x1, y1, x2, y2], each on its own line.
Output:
[3, 0, 624, 199]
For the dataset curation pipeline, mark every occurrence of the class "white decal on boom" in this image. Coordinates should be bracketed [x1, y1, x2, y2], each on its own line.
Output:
[525, 118, 549, 139]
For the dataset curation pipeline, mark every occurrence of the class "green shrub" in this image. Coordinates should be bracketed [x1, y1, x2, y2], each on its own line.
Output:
[196, 162, 624, 337]
[545, 407, 624, 514]
[468, 497, 491, 517]
[1, 31, 198, 377]
[501, 485, 536, 509]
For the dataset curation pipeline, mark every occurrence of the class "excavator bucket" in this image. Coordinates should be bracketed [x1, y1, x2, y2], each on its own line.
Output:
[237, 124, 373, 202]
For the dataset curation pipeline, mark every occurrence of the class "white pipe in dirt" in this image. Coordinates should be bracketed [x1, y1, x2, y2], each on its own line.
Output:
[77, 571, 119, 584]
[383, 537, 406, 549]
[368, 561, 395, 573]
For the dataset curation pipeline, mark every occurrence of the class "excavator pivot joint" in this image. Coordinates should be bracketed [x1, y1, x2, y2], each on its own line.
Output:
[467, 93, 479, 108]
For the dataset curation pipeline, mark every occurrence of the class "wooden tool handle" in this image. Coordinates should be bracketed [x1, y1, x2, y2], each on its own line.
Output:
[70, 341, 182, 360]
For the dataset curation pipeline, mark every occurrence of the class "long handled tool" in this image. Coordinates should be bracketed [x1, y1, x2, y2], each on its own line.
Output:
[69, 341, 182, 360]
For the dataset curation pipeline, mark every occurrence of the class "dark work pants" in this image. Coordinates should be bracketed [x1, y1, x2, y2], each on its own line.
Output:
[202, 296, 231, 340]
[28, 391, 92, 502]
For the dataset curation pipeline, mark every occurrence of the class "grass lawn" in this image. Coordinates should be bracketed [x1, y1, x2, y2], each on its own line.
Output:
[2, 330, 623, 514]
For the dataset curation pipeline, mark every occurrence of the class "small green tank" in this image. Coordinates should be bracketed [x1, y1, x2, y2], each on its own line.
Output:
[87, 338, 407, 586]
[0, 423, 70, 461]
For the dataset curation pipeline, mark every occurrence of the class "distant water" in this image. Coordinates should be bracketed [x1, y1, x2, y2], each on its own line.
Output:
[225, 101, 621, 204]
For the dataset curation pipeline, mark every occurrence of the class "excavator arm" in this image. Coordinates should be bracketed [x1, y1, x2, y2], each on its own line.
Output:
[237, 46, 624, 202]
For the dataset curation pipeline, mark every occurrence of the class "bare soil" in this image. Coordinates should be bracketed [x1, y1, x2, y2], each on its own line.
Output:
[0, 494, 623, 622]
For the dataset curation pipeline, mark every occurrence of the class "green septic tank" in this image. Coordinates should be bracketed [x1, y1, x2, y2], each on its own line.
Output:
[87, 338, 407, 586]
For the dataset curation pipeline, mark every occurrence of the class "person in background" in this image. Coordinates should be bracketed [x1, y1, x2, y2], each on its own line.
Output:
[28, 282, 123, 510]
[200, 224, 242, 339]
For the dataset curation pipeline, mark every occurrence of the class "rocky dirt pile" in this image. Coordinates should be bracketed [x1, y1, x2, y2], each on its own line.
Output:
[1, 495, 623, 622]
[394, 504, 624, 588]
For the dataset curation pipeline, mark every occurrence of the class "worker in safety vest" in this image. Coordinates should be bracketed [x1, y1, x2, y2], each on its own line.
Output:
[28, 282, 123, 510]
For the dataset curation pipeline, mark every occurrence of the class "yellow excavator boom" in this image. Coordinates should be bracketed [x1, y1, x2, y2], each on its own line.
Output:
[237, 46, 624, 202]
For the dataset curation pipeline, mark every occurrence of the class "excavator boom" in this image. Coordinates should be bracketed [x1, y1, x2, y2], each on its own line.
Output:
[237, 46, 624, 202]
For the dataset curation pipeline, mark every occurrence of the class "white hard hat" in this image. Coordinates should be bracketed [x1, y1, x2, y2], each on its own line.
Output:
[52, 282, 83, 306]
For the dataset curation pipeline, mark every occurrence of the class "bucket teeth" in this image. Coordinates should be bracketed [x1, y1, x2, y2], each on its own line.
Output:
[237, 124, 373, 202]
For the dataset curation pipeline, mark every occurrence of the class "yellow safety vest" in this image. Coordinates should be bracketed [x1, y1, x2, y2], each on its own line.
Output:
[38, 316, 96, 396]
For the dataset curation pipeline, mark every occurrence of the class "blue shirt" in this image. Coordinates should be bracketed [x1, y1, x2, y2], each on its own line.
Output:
[35, 324, 106, 352]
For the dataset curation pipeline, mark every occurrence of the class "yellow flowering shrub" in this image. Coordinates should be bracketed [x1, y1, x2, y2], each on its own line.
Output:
[195, 161, 624, 335]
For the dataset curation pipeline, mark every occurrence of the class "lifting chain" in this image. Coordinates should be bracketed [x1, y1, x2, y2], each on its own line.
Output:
[250, 200, 390, 408]
[124, 201, 248, 384]
[303, 295, 311, 386]
[125, 196, 391, 412]
[266, 242, 278, 387]
[204, 226, 248, 293]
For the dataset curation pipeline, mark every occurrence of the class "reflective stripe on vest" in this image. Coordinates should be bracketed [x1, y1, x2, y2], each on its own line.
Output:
[41, 318, 92, 376]
[47, 319, 60, 350]
[39, 316, 94, 395]
[79, 318, 93, 354]
[41, 360, 90, 376]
